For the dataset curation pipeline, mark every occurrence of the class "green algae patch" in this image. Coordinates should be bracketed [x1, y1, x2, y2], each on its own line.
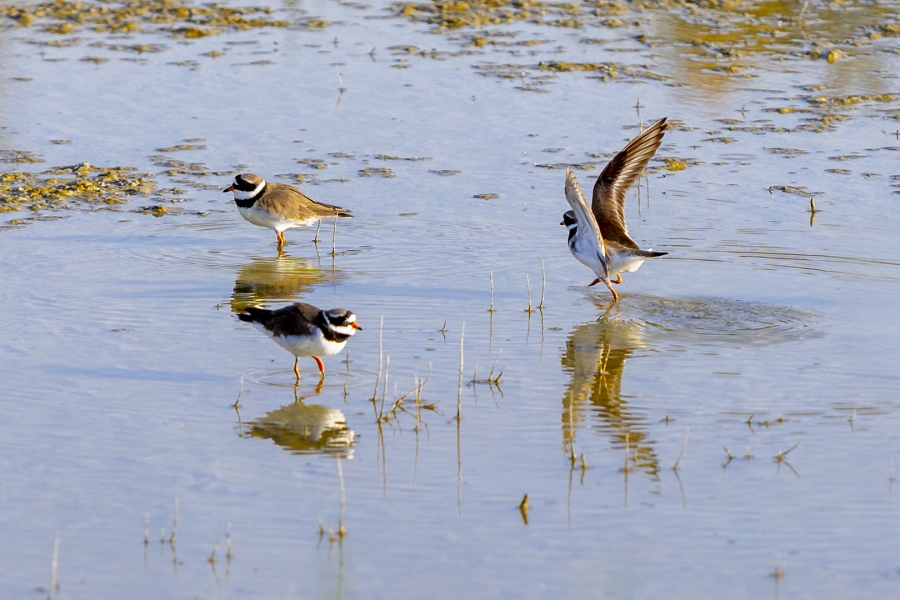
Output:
[3, 0, 292, 39]
[0, 162, 156, 216]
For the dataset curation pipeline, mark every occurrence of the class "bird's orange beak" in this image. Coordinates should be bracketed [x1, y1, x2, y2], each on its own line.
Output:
[559, 219, 565, 225]
[350, 322, 362, 330]
[223, 184, 234, 193]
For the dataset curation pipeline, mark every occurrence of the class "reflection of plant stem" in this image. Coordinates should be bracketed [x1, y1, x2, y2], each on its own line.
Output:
[169, 496, 179, 546]
[673, 467, 686, 513]
[337, 457, 346, 537]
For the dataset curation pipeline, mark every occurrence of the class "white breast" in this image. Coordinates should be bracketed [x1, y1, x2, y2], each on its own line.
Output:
[238, 205, 298, 233]
[253, 322, 347, 358]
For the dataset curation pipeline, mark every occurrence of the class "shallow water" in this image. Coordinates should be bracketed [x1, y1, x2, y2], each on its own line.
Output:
[1, 0, 900, 597]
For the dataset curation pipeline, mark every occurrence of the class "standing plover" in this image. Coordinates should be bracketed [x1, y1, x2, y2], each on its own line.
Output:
[238, 302, 360, 380]
[224, 173, 351, 252]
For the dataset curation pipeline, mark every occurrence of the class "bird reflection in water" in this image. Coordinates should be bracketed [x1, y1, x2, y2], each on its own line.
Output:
[244, 389, 354, 458]
[561, 303, 659, 478]
[230, 255, 336, 314]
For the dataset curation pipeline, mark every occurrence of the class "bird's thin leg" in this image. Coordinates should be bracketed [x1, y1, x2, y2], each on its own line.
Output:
[312, 355, 325, 375]
[611, 274, 623, 284]
[605, 280, 619, 302]
[277, 231, 286, 250]
[293, 358, 300, 381]
[588, 278, 601, 287]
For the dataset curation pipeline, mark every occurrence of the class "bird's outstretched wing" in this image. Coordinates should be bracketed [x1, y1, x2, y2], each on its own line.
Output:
[565, 167, 607, 274]
[592, 117, 667, 249]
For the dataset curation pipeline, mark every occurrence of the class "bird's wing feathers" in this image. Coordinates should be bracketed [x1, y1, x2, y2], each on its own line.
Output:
[565, 168, 606, 263]
[591, 117, 667, 249]
[257, 183, 352, 221]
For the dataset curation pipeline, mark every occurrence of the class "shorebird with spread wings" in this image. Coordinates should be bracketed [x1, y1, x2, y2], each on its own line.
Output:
[562, 118, 669, 301]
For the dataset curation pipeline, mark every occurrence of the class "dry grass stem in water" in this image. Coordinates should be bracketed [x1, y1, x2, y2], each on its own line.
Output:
[519, 494, 530, 524]
[457, 323, 465, 420]
[774, 441, 801, 462]
[48, 533, 60, 600]
[372, 316, 384, 402]
[208, 537, 220, 564]
[169, 496, 179, 546]
[331, 216, 338, 257]
[538, 260, 545, 310]
[672, 427, 689, 471]
[525, 275, 533, 313]
[489, 272, 496, 313]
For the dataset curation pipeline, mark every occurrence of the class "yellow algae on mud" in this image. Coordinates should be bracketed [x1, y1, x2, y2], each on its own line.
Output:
[2, 0, 291, 38]
[0, 159, 157, 217]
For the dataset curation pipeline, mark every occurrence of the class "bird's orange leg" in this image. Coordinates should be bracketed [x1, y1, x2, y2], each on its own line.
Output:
[293, 358, 300, 381]
[312, 356, 325, 376]
[611, 274, 623, 284]
[605, 280, 619, 302]
[588, 278, 601, 287]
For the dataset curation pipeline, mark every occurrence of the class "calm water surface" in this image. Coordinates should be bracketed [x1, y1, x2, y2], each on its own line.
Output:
[1, 0, 899, 597]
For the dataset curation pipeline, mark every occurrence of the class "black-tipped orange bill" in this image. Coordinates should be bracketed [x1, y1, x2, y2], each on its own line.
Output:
[350, 322, 362, 330]
[223, 184, 234, 193]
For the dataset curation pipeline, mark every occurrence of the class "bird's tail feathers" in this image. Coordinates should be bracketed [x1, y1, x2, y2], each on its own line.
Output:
[238, 306, 274, 324]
